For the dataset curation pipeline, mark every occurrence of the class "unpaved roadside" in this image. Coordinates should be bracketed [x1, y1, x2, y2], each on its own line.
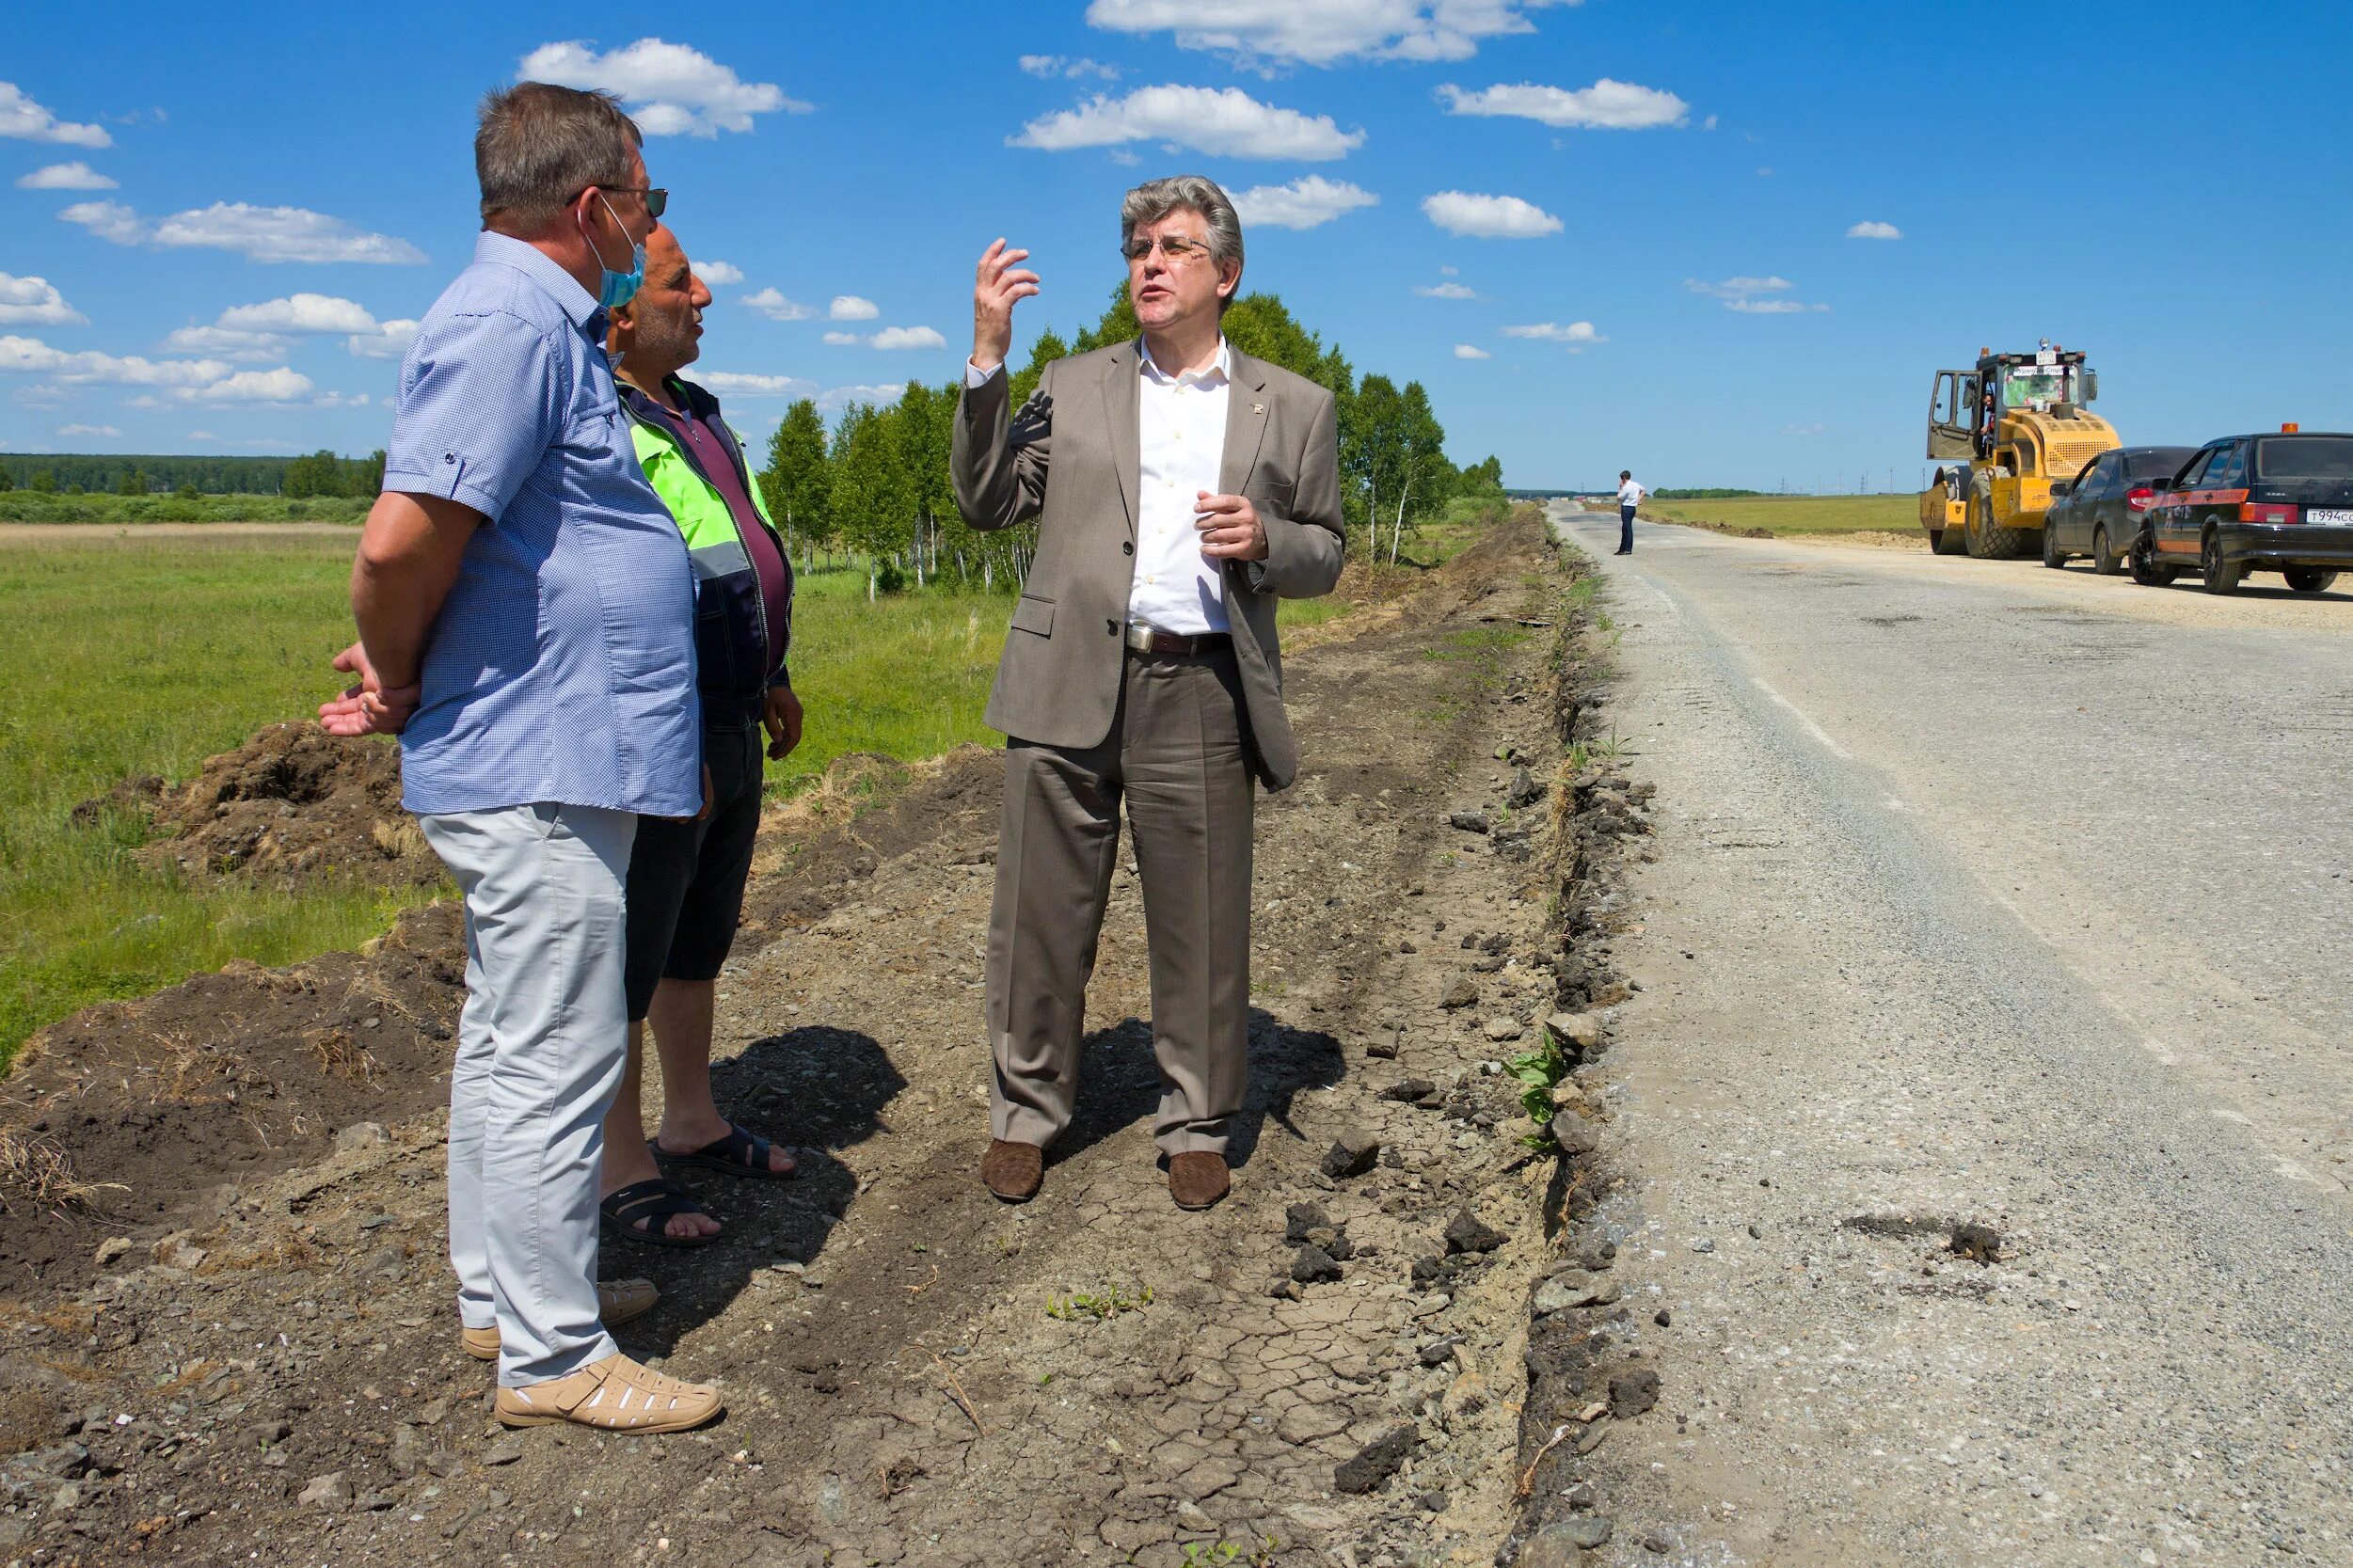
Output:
[0, 513, 1633, 1567]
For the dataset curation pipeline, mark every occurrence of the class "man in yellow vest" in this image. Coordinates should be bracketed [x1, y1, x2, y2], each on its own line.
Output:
[597, 225, 803, 1245]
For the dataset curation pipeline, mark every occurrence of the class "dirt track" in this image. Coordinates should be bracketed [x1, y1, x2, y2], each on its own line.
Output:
[0, 514, 1643, 1567]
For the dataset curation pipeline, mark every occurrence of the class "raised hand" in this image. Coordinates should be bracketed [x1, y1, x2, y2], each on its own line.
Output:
[318, 640, 420, 736]
[971, 239, 1040, 375]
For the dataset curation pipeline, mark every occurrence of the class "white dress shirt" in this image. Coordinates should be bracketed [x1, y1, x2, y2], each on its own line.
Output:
[965, 341, 1233, 635]
[1618, 479, 1646, 508]
[1130, 339, 1231, 635]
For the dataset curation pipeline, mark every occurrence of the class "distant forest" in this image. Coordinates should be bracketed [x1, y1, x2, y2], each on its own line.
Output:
[0, 450, 385, 499]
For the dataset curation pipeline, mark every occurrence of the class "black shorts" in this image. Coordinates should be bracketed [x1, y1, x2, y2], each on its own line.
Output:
[624, 722, 764, 1021]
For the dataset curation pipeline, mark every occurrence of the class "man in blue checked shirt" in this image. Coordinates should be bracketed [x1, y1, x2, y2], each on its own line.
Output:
[321, 81, 719, 1435]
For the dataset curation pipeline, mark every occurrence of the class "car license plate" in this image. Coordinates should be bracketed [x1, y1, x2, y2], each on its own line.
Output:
[2309, 508, 2353, 525]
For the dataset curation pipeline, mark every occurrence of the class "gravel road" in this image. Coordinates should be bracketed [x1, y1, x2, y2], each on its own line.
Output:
[1546, 505, 2353, 1566]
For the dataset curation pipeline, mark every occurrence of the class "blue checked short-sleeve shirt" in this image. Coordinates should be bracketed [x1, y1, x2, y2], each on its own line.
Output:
[383, 232, 700, 817]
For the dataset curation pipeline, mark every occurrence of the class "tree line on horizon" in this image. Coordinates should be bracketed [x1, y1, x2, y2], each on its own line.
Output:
[0, 451, 384, 500]
[756, 283, 1507, 597]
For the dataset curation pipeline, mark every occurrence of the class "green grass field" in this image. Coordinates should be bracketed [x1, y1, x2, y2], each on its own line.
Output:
[0, 524, 1458, 1069]
[1642, 494, 1919, 536]
[0, 531, 428, 1070]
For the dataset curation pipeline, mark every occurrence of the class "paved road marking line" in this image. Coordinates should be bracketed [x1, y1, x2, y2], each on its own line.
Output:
[1749, 676, 1852, 759]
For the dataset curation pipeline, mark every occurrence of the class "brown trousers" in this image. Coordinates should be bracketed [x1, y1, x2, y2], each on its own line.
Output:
[985, 645, 1256, 1156]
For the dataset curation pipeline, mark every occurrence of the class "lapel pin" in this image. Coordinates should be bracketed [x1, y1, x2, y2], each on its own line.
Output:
[1252, 403, 1264, 415]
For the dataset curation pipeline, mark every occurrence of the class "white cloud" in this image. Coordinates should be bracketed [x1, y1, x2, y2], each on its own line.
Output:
[519, 39, 810, 136]
[0, 274, 87, 326]
[347, 320, 419, 359]
[219, 293, 381, 334]
[1453, 344, 1491, 359]
[1, 334, 232, 388]
[162, 293, 399, 360]
[821, 330, 863, 346]
[1437, 80, 1688, 131]
[1502, 320, 1603, 346]
[1421, 190, 1560, 239]
[1020, 55, 1122, 80]
[186, 430, 217, 441]
[56, 199, 144, 244]
[820, 382, 907, 411]
[61, 200, 428, 264]
[1783, 422, 1825, 436]
[1232, 175, 1376, 230]
[694, 261, 745, 285]
[1417, 281, 1478, 299]
[1685, 275, 1791, 300]
[1012, 85, 1362, 160]
[310, 388, 373, 408]
[1687, 275, 1827, 312]
[56, 422, 120, 438]
[1702, 114, 1718, 131]
[828, 295, 880, 321]
[694, 372, 813, 397]
[1846, 220, 1901, 240]
[870, 325, 947, 351]
[183, 367, 317, 404]
[0, 83, 111, 148]
[1083, 0, 1573, 66]
[0, 332, 315, 403]
[740, 288, 816, 322]
[17, 160, 116, 190]
[1439, 264, 1458, 275]
[159, 325, 286, 359]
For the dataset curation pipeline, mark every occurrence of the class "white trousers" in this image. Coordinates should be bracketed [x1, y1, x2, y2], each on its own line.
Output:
[417, 802, 636, 1387]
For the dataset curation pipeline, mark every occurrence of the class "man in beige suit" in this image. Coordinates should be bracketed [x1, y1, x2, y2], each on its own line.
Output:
[952, 175, 1344, 1211]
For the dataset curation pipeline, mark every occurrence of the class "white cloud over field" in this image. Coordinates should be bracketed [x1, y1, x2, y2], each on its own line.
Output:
[1013, 85, 1362, 160]
[518, 39, 810, 136]
[1437, 80, 1688, 130]
[0, 82, 110, 148]
[0, 275, 87, 326]
[1232, 176, 1377, 230]
[17, 160, 116, 190]
[61, 200, 427, 264]
[1422, 190, 1560, 239]
[1083, 0, 1573, 66]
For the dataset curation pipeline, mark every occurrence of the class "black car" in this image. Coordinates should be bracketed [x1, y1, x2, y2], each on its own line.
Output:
[2043, 444, 2195, 574]
[2131, 427, 2353, 594]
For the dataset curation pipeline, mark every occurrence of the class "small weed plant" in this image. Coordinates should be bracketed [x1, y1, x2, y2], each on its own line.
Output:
[1045, 1283, 1153, 1323]
[1506, 1031, 1570, 1148]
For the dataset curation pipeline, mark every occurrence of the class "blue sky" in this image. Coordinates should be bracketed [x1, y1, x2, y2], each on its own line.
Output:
[5, 0, 2347, 489]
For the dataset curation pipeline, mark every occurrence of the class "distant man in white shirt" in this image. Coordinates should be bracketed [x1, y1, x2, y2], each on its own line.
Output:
[948, 176, 1345, 1212]
[1616, 469, 1646, 555]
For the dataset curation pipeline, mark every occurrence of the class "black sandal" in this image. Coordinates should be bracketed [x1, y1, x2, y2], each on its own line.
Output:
[599, 1178, 719, 1248]
[651, 1123, 798, 1182]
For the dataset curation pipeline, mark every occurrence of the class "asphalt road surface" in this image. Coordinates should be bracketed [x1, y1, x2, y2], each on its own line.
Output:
[1550, 505, 2352, 1567]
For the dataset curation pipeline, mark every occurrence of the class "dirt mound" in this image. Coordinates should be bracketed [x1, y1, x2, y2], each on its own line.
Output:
[0, 901, 465, 1291]
[128, 721, 439, 893]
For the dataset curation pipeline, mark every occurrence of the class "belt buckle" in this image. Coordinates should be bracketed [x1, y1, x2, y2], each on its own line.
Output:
[1124, 620, 1157, 655]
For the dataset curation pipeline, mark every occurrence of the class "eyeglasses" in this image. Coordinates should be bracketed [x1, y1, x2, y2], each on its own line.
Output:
[1121, 234, 1213, 264]
[580, 185, 669, 220]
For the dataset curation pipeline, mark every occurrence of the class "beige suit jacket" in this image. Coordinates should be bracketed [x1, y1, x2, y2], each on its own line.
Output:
[951, 340, 1345, 789]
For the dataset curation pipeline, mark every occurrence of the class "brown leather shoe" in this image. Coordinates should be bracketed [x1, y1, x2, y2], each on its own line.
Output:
[980, 1139, 1044, 1202]
[1168, 1151, 1230, 1211]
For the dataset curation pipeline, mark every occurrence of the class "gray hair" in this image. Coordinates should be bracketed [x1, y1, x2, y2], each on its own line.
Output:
[1121, 175, 1244, 309]
[475, 82, 643, 230]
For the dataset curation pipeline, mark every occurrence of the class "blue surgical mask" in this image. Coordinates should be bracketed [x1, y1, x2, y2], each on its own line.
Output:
[580, 192, 645, 310]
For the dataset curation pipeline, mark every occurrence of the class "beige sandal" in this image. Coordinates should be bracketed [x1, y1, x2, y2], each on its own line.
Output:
[460, 1277, 660, 1361]
[494, 1353, 722, 1433]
